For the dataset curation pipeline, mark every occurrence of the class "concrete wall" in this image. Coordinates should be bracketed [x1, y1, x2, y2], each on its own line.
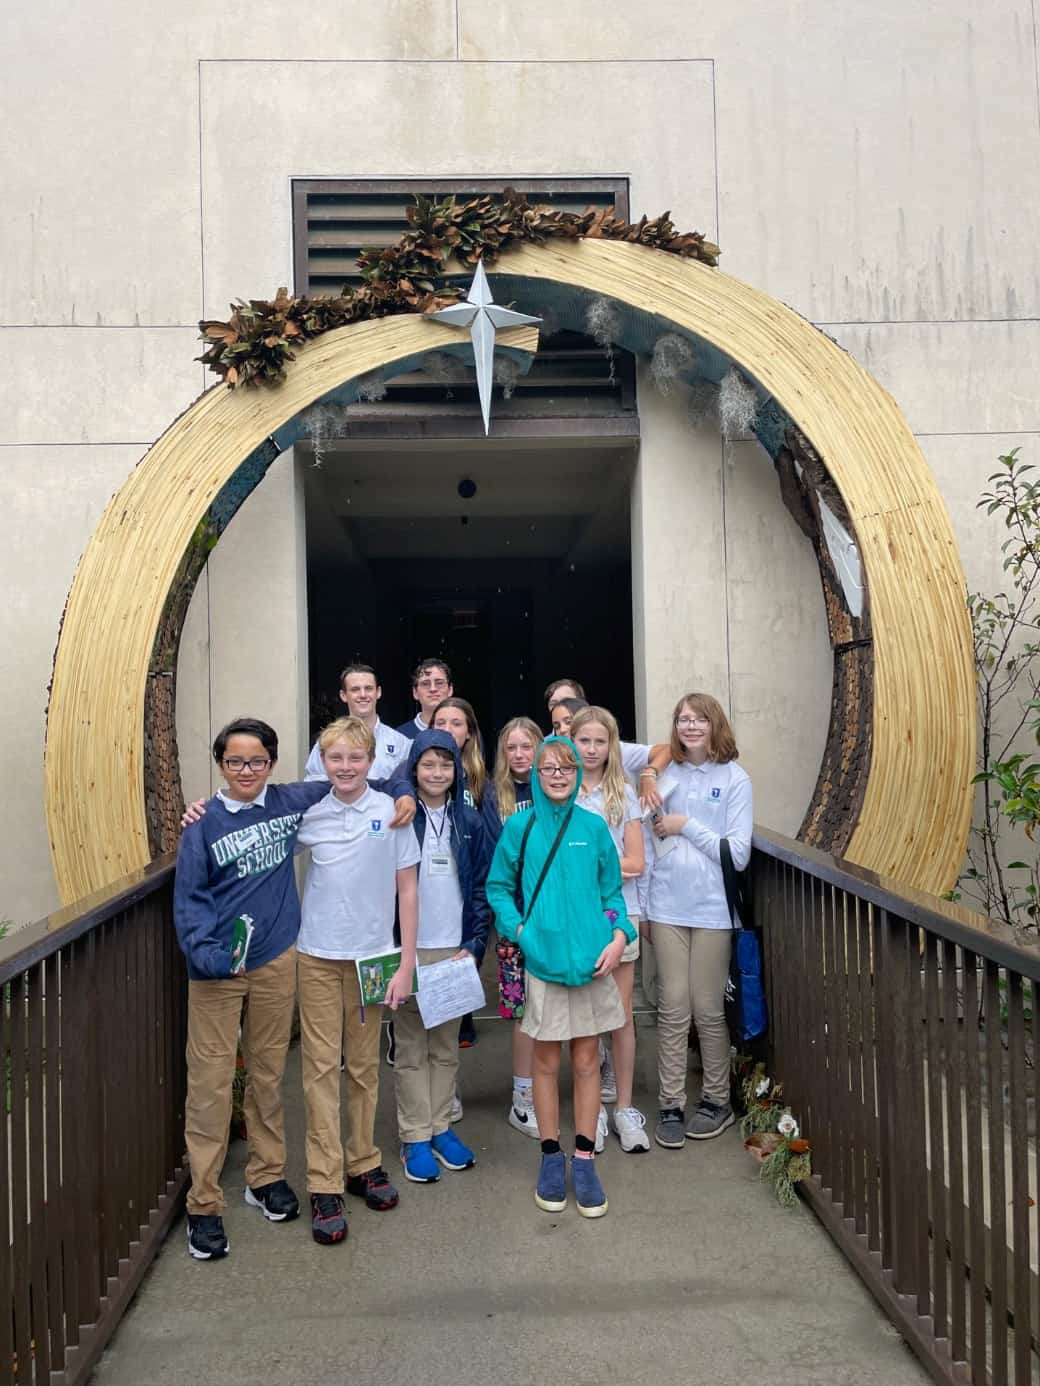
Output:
[3, 0, 1035, 923]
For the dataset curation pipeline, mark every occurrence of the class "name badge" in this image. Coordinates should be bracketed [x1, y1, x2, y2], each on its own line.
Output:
[429, 853, 452, 875]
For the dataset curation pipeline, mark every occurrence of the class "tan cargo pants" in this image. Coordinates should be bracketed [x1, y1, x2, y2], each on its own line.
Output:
[184, 944, 297, 1216]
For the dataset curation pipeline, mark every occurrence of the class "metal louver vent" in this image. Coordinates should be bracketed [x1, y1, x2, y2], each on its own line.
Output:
[291, 178, 636, 430]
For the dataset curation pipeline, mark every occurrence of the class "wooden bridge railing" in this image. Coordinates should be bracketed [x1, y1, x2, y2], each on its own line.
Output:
[1, 856, 184, 1385]
[753, 827, 1040, 1386]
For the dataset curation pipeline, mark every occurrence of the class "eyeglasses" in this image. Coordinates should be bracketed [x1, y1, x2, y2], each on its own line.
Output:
[418, 678, 449, 690]
[223, 757, 272, 772]
[539, 765, 577, 778]
[676, 717, 709, 728]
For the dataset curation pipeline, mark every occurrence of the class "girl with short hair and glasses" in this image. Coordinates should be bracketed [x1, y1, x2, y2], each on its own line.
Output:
[486, 737, 633, 1218]
[646, 693, 752, 1151]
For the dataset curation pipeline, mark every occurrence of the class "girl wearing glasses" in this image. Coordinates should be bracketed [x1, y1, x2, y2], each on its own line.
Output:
[646, 693, 752, 1150]
[486, 737, 633, 1218]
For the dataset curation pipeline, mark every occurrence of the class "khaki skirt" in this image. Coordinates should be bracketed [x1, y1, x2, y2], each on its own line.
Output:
[521, 972, 626, 1042]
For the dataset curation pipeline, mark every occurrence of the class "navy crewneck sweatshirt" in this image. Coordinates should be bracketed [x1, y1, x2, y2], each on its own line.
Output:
[174, 781, 330, 980]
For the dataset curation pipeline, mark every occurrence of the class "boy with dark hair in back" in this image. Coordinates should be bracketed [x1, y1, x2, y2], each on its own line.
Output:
[174, 717, 332, 1261]
[395, 658, 454, 739]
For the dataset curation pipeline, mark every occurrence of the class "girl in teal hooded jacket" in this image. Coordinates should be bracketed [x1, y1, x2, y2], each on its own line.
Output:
[486, 736, 634, 1218]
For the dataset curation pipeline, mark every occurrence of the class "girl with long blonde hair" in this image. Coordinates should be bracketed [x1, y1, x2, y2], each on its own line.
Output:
[570, 706, 647, 1153]
[488, 716, 544, 1139]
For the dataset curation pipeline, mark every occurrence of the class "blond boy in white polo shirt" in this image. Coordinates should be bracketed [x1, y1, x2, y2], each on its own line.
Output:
[296, 717, 420, 1245]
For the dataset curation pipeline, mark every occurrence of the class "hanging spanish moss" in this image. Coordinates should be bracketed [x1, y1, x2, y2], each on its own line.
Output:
[718, 366, 758, 439]
[300, 402, 341, 468]
[585, 297, 621, 385]
[355, 369, 388, 403]
[650, 333, 695, 395]
[493, 355, 520, 400]
[420, 351, 471, 384]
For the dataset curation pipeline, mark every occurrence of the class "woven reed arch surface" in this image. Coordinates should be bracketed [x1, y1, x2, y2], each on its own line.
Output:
[45, 238, 974, 903]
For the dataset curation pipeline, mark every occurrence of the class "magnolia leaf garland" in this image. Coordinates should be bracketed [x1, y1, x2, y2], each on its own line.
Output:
[197, 188, 721, 389]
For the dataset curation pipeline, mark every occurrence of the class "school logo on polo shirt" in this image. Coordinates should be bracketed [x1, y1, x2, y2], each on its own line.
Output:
[368, 818, 386, 838]
[386, 743, 396, 754]
[710, 787, 722, 799]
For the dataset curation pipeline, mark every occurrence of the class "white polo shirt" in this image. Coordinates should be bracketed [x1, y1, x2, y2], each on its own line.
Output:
[304, 718, 412, 784]
[416, 804, 464, 949]
[579, 781, 642, 916]
[646, 759, 753, 930]
[296, 786, 420, 959]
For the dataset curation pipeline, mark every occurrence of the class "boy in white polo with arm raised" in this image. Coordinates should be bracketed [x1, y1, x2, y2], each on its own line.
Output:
[296, 716, 420, 1245]
[305, 663, 411, 782]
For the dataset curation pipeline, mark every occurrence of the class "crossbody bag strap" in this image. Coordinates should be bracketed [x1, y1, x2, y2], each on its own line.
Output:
[522, 805, 574, 922]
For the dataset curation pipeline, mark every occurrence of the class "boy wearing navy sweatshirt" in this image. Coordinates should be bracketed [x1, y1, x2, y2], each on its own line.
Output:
[392, 730, 491, 1182]
[173, 718, 331, 1261]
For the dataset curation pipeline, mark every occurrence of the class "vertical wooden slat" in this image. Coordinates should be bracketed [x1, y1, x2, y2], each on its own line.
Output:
[859, 899, 882, 1251]
[1004, 971, 1030, 1386]
[26, 961, 51, 1379]
[923, 932, 948, 1340]
[943, 941, 968, 1364]
[903, 919, 931, 1317]
[888, 913, 920, 1296]
[8, 973, 30, 1386]
[43, 951, 66, 1375]
[961, 950, 987, 1382]
[836, 888, 854, 1217]
[876, 909, 898, 1274]
[81, 927, 103, 1325]
[0, 965, 14, 1385]
[984, 960, 1008, 1386]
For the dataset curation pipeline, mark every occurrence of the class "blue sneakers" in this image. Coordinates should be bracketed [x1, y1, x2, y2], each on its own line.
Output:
[571, 1156, 608, 1218]
[534, 1151, 568, 1212]
[400, 1141, 440, 1183]
[430, 1129, 476, 1171]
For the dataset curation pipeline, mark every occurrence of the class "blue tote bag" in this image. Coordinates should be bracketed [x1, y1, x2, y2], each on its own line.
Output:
[720, 839, 768, 1044]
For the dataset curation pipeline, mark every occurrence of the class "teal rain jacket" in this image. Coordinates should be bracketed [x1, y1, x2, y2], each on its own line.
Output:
[486, 736, 633, 986]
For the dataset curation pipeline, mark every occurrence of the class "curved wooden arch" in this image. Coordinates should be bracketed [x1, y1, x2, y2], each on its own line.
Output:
[45, 238, 974, 902]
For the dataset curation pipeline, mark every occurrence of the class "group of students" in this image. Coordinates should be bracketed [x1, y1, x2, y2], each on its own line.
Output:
[172, 658, 753, 1258]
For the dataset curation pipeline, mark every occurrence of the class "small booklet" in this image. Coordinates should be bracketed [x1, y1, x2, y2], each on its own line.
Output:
[230, 913, 255, 974]
[355, 949, 417, 1006]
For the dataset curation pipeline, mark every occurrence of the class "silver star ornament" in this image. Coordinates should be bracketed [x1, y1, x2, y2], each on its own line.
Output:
[424, 261, 542, 434]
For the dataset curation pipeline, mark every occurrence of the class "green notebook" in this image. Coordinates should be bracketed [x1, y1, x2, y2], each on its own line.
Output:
[230, 913, 255, 974]
[355, 949, 417, 1005]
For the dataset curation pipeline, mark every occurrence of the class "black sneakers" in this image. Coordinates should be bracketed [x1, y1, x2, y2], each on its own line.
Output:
[244, 1178, 300, 1221]
[186, 1213, 229, 1260]
[311, 1192, 348, 1245]
[346, 1165, 400, 1211]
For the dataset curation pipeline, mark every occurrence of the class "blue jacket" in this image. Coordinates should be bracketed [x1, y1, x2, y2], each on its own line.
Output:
[403, 729, 492, 964]
[485, 736, 632, 986]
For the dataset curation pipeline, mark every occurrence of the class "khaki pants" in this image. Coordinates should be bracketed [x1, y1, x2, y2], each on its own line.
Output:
[651, 922, 732, 1110]
[298, 952, 382, 1191]
[184, 945, 297, 1216]
[393, 946, 460, 1142]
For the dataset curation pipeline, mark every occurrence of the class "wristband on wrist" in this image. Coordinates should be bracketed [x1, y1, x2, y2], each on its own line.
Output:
[639, 767, 658, 778]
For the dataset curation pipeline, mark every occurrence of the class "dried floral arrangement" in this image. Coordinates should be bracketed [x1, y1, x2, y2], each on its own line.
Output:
[197, 188, 720, 388]
[736, 1059, 812, 1207]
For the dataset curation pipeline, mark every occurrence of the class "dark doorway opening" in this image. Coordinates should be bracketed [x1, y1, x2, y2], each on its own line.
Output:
[305, 442, 636, 748]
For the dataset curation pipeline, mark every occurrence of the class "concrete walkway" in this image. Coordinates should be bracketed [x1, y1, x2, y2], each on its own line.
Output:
[92, 1021, 928, 1386]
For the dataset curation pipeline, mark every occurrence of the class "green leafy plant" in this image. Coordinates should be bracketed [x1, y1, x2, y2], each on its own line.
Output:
[736, 1061, 812, 1207]
[197, 189, 720, 388]
[961, 449, 1040, 932]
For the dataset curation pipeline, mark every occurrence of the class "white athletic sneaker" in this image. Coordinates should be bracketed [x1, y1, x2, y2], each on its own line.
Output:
[450, 1091, 464, 1123]
[613, 1106, 651, 1153]
[594, 1106, 609, 1154]
[508, 1091, 540, 1139]
[599, 1049, 617, 1104]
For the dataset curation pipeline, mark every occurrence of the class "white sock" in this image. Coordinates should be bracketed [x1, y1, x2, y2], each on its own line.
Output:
[513, 1076, 533, 1104]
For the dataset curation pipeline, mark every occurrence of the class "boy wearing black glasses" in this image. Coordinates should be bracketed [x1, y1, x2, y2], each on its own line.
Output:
[173, 717, 334, 1263]
[395, 658, 454, 739]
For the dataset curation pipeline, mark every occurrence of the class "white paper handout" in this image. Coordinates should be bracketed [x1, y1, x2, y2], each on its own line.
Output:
[416, 953, 487, 1029]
